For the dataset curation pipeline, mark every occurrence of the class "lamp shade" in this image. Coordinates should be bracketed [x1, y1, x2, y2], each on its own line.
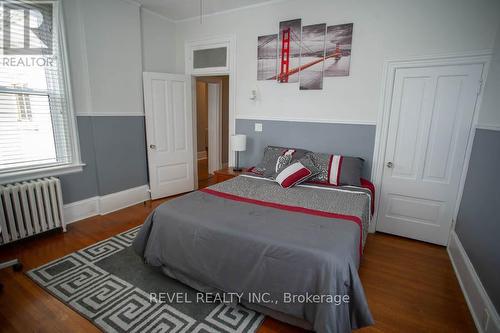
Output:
[231, 134, 247, 152]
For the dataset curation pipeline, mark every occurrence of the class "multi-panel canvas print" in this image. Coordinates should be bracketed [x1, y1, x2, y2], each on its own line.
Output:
[257, 20, 353, 90]
[324, 23, 353, 77]
[257, 34, 278, 81]
[277, 19, 301, 83]
[299, 23, 326, 90]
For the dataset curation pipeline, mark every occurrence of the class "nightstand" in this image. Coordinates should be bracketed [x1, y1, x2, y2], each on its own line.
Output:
[213, 168, 246, 184]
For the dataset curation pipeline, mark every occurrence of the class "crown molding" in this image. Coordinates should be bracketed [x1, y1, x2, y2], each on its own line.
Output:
[173, 0, 288, 23]
[140, 6, 176, 23]
[116, 0, 142, 7]
[118, 0, 142, 7]
[118, 0, 288, 24]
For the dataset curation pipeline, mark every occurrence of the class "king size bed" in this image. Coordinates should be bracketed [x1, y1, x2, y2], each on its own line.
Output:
[133, 147, 375, 333]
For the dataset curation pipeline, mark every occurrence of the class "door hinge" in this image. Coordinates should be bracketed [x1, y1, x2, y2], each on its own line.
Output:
[477, 79, 483, 96]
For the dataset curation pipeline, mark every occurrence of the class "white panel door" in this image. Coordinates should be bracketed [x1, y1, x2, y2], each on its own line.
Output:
[207, 83, 221, 175]
[143, 72, 195, 200]
[377, 64, 483, 245]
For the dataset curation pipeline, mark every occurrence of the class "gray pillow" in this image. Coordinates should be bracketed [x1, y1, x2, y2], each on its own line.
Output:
[254, 146, 312, 178]
[308, 152, 364, 186]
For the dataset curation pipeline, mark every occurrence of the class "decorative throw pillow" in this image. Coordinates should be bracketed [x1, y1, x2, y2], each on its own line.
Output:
[298, 154, 321, 176]
[275, 161, 313, 188]
[275, 150, 294, 172]
[273, 154, 320, 179]
[254, 146, 311, 178]
[308, 152, 364, 186]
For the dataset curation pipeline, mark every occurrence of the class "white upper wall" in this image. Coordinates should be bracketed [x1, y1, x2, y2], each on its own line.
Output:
[63, 0, 143, 116]
[62, 0, 92, 116]
[141, 9, 177, 73]
[174, 0, 500, 123]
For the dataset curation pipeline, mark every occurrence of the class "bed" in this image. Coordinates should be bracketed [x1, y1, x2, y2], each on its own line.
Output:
[133, 172, 374, 333]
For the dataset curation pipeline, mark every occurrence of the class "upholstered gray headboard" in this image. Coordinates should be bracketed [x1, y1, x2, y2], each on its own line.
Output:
[235, 119, 376, 179]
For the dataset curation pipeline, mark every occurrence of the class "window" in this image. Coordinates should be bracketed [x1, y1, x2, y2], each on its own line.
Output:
[14, 85, 32, 121]
[188, 38, 232, 75]
[193, 47, 227, 69]
[0, 0, 81, 183]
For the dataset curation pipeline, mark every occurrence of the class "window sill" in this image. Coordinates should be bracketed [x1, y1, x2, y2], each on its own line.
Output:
[0, 163, 85, 185]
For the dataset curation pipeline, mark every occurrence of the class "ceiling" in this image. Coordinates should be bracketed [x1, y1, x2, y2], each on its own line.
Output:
[138, 0, 276, 21]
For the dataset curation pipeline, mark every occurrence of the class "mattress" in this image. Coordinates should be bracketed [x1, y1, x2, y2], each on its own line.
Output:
[133, 175, 374, 333]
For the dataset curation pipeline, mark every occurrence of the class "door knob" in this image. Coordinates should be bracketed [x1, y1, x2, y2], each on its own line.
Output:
[386, 162, 394, 168]
[149, 144, 156, 149]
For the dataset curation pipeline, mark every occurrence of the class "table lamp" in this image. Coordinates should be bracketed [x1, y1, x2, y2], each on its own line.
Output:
[231, 134, 247, 172]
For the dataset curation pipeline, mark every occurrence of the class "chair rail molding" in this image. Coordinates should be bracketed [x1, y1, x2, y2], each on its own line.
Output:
[235, 114, 377, 126]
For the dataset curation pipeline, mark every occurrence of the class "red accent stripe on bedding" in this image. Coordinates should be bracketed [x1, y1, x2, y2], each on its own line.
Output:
[200, 188, 363, 257]
[360, 178, 375, 215]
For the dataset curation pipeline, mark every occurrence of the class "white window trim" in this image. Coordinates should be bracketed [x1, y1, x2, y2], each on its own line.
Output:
[0, 0, 83, 185]
[0, 163, 85, 184]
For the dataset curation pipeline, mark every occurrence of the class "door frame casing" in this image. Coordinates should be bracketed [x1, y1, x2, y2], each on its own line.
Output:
[185, 35, 236, 189]
[207, 82, 222, 174]
[371, 50, 492, 235]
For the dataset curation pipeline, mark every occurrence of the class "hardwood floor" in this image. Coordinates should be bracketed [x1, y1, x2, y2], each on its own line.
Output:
[0, 190, 476, 332]
[198, 157, 218, 188]
[198, 156, 210, 181]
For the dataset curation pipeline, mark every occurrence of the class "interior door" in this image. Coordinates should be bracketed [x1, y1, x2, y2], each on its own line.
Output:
[377, 63, 483, 245]
[207, 82, 221, 174]
[143, 72, 195, 200]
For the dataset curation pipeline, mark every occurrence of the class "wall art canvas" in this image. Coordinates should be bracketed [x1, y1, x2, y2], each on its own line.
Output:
[257, 34, 278, 80]
[299, 23, 326, 90]
[256, 19, 353, 90]
[277, 18, 301, 83]
[324, 23, 353, 77]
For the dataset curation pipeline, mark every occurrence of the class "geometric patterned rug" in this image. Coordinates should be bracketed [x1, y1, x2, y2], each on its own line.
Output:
[27, 226, 265, 333]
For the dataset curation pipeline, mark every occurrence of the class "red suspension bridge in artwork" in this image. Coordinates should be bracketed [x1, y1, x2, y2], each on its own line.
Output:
[275, 28, 343, 82]
[279, 28, 291, 83]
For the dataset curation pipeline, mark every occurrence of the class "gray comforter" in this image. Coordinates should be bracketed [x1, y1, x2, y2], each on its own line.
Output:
[133, 175, 374, 332]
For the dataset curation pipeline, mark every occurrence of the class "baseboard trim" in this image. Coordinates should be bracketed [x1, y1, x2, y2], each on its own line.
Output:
[448, 231, 500, 333]
[99, 185, 150, 215]
[197, 151, 208, 160]
[63, 196, 99, 224]
[64, 185, 150, 224]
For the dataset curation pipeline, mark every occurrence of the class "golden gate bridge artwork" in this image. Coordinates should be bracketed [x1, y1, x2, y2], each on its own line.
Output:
[277, 19, 301, 84]
[257, 19, 353, 90]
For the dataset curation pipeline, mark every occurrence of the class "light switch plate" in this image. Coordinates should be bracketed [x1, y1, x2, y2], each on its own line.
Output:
[254, 123, 263, 132]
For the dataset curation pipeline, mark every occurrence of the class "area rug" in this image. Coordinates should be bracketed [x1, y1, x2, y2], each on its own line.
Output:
[27, 226, 265, 333]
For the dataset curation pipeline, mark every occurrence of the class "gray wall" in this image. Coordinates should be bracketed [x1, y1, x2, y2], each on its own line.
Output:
[235, 119, 376, 179]
[455, 128, 500, 313]
[58, 117, 99, 203]
[59, 116, 148, 204]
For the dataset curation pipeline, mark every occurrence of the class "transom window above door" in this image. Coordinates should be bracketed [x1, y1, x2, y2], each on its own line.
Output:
[188, 39, 231, 74]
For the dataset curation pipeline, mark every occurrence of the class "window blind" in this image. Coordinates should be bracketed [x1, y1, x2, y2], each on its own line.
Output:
[0, 1, 75, 173]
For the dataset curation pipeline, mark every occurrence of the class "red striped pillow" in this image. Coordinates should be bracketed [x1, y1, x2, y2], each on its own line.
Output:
[275, 162, 312, 188]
